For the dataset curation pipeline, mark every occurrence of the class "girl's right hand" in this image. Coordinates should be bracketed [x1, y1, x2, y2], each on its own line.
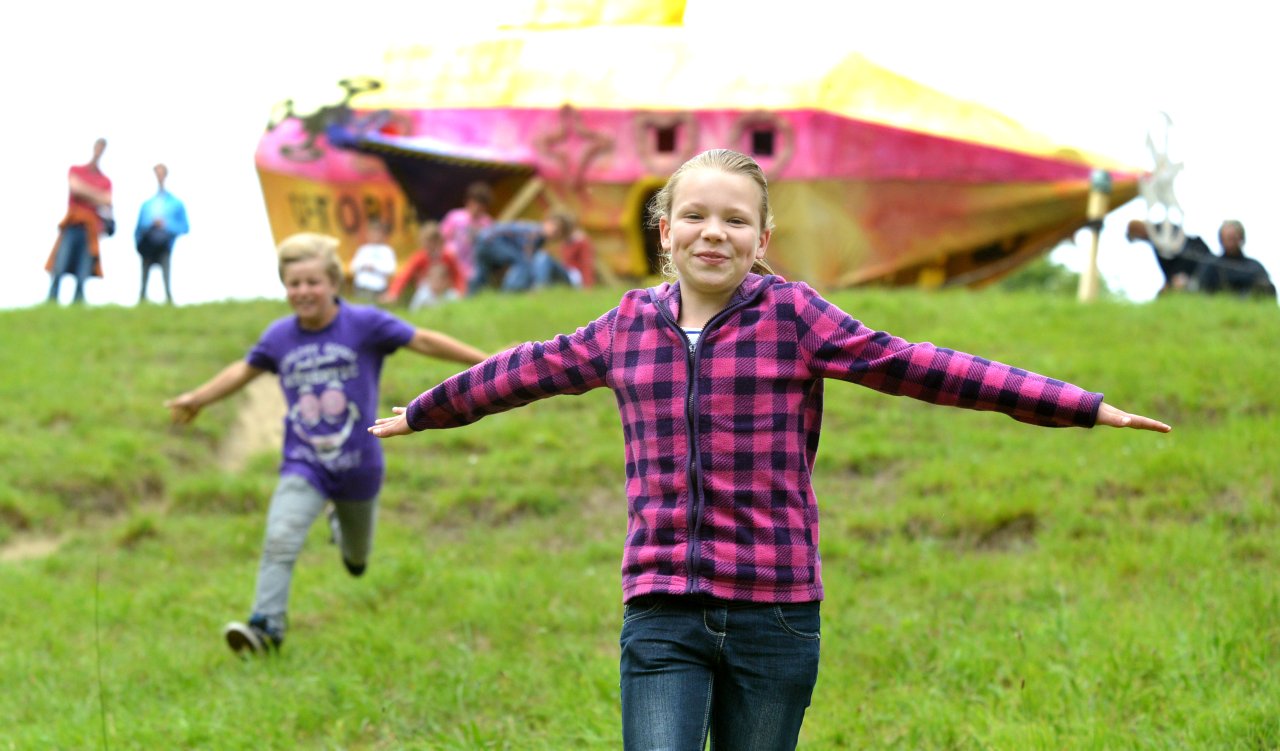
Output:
[368, 406, 412, 438]
[1096, 402, 1171, 433]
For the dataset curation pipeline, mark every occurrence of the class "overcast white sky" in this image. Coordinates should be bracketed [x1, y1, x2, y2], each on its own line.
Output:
[2, 0, 1274, 308]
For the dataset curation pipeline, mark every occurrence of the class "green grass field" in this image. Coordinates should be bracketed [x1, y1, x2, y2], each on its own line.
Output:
[1, 287, 1277, 749]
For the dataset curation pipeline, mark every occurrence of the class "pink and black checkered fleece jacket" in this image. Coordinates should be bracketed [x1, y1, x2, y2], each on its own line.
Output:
[406, 274, 1103, 604]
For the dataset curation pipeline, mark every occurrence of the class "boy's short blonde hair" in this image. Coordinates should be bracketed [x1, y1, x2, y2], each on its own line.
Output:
[277, 233, 343, 285]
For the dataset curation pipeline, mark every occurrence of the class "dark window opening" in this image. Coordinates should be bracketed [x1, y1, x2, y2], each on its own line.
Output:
[656, 126, 679, 154]
[751, 128, 775, 157]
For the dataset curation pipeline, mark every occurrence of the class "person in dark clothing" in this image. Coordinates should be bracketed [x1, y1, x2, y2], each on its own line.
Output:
[1128, 219, 1275, 301]
[1196, 220, 1275, 300]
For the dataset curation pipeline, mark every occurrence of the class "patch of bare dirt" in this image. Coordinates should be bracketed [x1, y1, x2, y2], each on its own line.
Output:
[217, 376, 285, 472]
[0, 535, 64, 563]
[3, 382, 283, 563]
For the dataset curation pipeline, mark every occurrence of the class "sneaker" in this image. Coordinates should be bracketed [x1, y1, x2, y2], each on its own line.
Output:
[343, 558, 366, 577]
[224, 619, 282, 656]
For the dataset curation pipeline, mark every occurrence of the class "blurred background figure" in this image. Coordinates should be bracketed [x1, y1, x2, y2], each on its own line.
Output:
[45, 137, 112, 305]
[134, 163, 190, 305]
[348, 219, 398, 303]
[1198, 220, 1275, 300]
[1129, 219, 1275, 300]
[413, 262, 463, 310]
[1127, 219, 1212, 296]
[381, 221, 465, 309]
[467, 220, 542, 294]
[544, 210, 596, 288]
[469, 213, 577, 294]
[440, 181, 494, 282]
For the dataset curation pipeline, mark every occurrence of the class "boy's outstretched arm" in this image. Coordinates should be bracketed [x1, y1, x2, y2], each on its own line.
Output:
[164, 361, 265, 425]
[1095, 402, 1171, 433]
[405, 328, 489, 367]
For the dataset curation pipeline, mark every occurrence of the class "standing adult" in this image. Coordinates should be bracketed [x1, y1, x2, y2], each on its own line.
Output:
[46, 138, 113, 305]
[135, 163, 190, 305]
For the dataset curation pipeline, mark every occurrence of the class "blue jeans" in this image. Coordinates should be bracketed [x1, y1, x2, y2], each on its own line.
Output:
[47, 225, 94, 303]
[503, 250, 572, 291]
[620, 595, 821, 751]
[468, 234, 525, 294]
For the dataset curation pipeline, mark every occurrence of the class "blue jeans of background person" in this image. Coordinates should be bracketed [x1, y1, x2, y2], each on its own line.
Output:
[619, 594, 821, 751]
[251, 474, 378, 636]
[503, 250, 573, 292]
[468, 233, 525, 294]
[47, 225, 94, 304]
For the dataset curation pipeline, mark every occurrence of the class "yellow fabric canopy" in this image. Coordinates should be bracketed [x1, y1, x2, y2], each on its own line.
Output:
[360, 22, 1129, 170]
[499, 0, 687, 28]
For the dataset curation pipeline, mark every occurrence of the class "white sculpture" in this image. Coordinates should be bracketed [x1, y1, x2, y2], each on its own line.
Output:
[1138, 112, 1187, 258]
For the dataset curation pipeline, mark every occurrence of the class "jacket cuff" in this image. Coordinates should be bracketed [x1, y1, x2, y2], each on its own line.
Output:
[1082, 391, 1104, 428]
[405, 399, 428, 431]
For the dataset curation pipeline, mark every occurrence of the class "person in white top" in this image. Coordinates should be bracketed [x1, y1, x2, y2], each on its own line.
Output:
[349, 220, 398, 302]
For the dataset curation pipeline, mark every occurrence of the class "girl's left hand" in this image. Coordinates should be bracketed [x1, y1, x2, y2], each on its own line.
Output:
[368, 407, 412, 438]
[1096, 402, 1172, 433]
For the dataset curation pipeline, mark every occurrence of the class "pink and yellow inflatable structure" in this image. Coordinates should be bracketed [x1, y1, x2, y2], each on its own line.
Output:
[255, 0, 1141, 289]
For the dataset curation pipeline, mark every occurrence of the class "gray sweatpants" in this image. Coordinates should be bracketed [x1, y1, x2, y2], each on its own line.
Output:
[252, 474, 378, 634]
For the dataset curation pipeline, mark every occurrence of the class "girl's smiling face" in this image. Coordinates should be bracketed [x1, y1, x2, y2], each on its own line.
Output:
[282, 256, 340, 330]
[660, 167, 771, 308]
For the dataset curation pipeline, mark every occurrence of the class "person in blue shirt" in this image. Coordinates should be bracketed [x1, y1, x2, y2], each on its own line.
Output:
[134, 163, 190, 304]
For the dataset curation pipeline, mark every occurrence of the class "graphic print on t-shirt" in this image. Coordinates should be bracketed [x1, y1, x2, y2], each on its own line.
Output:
[280, 342, 362, 469]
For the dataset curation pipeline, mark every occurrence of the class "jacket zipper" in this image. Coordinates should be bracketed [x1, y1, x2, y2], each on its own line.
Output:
[652, 285, 766, 594]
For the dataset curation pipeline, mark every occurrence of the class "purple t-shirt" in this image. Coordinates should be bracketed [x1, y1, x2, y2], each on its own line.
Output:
[247, 302, 415, 501]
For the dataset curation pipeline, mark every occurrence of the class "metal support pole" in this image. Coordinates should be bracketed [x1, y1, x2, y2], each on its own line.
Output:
[1077, 169, 1113, 302]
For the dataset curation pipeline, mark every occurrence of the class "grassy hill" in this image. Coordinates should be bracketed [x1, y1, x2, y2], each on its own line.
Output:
[1, 288, 1277, 749]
